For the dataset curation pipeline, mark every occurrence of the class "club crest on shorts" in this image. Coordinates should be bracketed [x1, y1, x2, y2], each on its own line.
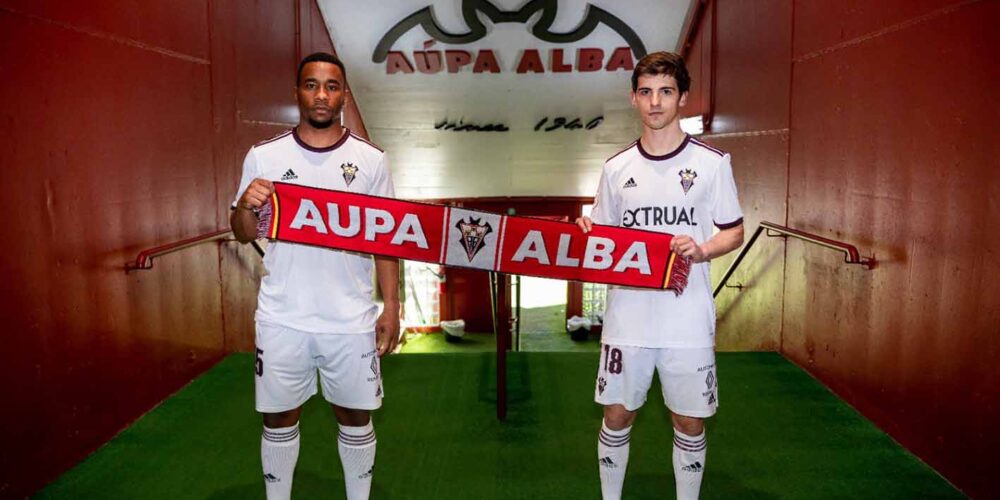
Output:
[598, 376, 607, 395]
[341, 162, 358, 187]
[679, 168, 697, 194]
[370, 356, 380, 377]
[456, 217, 493, 261]
[705, 370, 715, 390]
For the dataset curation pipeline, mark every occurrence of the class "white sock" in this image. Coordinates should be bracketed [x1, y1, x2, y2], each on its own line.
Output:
[597, 420, 631, 500]
[261, 423, 300, 500]
[672, 428, 707, 500]
[338, 421, 377, 500]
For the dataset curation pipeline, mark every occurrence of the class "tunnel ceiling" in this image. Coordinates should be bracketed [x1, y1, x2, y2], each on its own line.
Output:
[316, 0, 694, 199]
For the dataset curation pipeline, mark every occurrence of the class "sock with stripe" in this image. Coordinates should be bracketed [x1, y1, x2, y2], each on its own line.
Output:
[672, 428, 707, 500]
[261, 423, 300, 500]
[597, 419, 631, 500]
[338, 421, 377, 500]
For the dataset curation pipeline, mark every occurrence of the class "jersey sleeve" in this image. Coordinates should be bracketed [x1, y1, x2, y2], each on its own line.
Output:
[589, 165, 621, 226]
[369, 153, 395, 198]
[712, 154, 743, 229]
[231, 147, 260, 209]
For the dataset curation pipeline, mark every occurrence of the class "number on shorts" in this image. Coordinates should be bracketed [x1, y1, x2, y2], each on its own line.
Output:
[255, 348, 264, 376]
[603, 345, 623, 374]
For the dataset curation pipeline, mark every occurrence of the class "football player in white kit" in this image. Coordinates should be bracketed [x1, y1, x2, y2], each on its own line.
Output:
[577, 52, 744, 500]
[231, 53, 399, 500]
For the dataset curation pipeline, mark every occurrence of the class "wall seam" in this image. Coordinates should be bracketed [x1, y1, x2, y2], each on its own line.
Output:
[699, 128, 788, 139]
[793, 0, 982, 63]
[780, 0, 797, 354]
[295, 0, 303, 69]
[0, 5, 211, 64]
[205, 0, 229, 351]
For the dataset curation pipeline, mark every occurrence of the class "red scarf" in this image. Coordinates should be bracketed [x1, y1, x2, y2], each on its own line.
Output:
[257, 182, 690, 294]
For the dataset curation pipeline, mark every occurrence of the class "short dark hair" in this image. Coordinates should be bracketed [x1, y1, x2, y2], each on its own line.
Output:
[631, 51, 690, 93]
[297, 52, 346, 85]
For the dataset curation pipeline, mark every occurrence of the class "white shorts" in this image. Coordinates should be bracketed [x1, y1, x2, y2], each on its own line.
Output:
[594, 344, 717, 417]
[255, 322, 383, 413]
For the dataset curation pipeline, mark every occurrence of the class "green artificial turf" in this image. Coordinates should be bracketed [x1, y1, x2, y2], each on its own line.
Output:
[400, 331, 497, 353]
[37, 353, 961, 499]
[518, 305, 600, 352]
[401, 304, 600, 354]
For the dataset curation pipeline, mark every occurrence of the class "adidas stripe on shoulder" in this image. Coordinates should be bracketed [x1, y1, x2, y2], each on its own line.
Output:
[606, 141, 638, 163]
[349, 132, 384, 153]
[690, 137, 726, 157]
[254, 129, 293, 148]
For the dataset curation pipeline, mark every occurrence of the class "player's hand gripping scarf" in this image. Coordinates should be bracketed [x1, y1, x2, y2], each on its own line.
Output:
[256, 182, 691, 294]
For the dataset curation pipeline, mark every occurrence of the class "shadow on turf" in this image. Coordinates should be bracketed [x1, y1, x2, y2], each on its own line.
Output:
[476, 352, 534, 407]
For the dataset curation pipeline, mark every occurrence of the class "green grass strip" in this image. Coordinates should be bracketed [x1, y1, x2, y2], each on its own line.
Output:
[38, 352, 960, 499]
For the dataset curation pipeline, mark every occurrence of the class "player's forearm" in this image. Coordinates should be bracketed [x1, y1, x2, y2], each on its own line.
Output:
[374, 256, 401, 308]
[698, 225, 744, 261]
[230, 207, 259, 243]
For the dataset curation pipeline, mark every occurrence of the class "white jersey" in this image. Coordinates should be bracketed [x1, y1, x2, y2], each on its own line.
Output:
[590, 135, 743, 348]
[233, 128, 394, 334]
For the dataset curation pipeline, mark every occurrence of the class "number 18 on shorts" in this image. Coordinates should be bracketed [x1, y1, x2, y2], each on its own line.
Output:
[594, 344, 718, 417]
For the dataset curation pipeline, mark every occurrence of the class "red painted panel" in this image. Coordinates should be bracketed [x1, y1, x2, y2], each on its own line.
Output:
[1, 0, 345, 496]
[0, 0, 210, 60]
[301, 0, 335, 55]
[0, 6, 222, 497]
[712, 0, 791, 133]
[793, 0, 959, 59]
[785, 1, 999, 497]
[234, 1, 298, 124]
[687, 1, 996, 495]
[442, 268, 494, 332]
[682, 4, 712, 117]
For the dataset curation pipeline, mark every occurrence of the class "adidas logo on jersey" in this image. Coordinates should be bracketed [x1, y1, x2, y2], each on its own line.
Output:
[599, 456, 617, 468]
[682, 461, 703, 473]
[623, 177, 637, 188]
[281, 169, 298, 181]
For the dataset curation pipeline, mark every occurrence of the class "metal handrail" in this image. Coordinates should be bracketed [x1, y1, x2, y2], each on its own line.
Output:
[126, 229, 265, 272]
[714, 221, 875, 297]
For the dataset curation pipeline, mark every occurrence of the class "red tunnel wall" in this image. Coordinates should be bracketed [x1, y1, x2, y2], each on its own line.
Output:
[688, 1, 998, 497]
[0, 1, 337, 496]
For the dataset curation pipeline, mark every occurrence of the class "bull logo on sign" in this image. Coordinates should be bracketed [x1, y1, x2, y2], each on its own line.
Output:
[456, 217, 493, 261]
[373, 0, 647, 63]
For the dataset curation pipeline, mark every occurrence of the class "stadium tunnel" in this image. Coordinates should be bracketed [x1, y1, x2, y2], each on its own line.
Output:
[1, 0, 996, 498]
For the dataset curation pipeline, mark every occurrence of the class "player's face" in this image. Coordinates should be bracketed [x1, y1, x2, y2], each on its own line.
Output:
[296, 62, 346, 129]
[630, 73, 688, 131]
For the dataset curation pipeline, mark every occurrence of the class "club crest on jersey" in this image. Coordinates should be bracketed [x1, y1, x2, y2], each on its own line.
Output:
[679, 169, 697, 194]
[341, 163, 359, 187]
[456, 217, 493, 261]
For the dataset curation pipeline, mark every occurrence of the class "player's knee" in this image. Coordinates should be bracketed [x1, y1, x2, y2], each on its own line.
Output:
[332, 405, 371, 426]
[603, 405, 636, 430]
[262, 409, 301, 428]
[671, 414, 704, 436]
